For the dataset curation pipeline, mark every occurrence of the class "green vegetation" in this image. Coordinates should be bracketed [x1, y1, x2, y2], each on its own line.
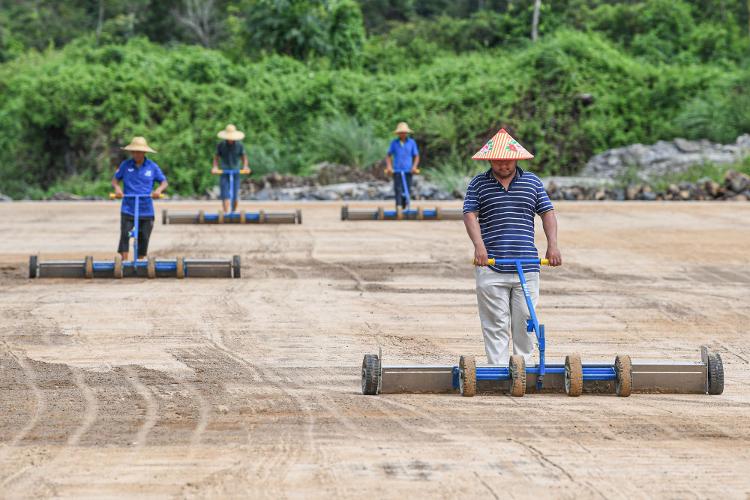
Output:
[648, 159, 750, 192]
[0, 0, 748, 198]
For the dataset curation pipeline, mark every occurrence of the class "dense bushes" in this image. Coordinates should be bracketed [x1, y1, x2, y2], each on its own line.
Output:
[0, 29, 748, 198]
[0, 0, 749, 198]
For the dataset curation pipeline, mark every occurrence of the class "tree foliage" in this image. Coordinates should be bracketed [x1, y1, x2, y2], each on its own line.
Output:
[0, 0, 749, 198]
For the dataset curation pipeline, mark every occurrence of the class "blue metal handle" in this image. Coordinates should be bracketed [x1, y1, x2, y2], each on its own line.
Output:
[400, 171, 411, 209]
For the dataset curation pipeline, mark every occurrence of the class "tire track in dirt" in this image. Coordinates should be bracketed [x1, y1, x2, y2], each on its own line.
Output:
[123, 365, 159, 449]
[0, 348, 46, 489]
[66, 367, 99, 446]
[241, 250, 457, 493]
[304, 228, 364, 291]
[200, 276, 347, 496]
[186, 304, 305, 497]
[3, 366, 99, 497]
[0, 344, 45, 452]
[182, 379, 211, 458]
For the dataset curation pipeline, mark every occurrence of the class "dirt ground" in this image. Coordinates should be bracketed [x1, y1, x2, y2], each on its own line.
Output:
[1, 200, 749, 499]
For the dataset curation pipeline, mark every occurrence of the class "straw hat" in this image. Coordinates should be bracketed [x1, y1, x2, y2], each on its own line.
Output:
[472, 128, 534, 161]
[218, 124, 245, 141]
[393, 122, 413, 134]
[121, 136, 157, 153]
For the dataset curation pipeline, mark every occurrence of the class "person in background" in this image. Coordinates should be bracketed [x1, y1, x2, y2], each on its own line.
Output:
[112, 136, 168, 261]
[385, 122, 420, 209]
[212, 124, 249, 213]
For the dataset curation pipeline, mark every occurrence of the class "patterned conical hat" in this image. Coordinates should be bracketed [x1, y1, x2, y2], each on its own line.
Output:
[472, 128, 534, 160]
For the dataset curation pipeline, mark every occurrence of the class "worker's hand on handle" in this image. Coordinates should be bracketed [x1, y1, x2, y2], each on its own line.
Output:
[473, 244, 489, 266]
[211, 167, 222, 175]
[384, 166, 393, 175]
[411, 167, 420, 174]
[151, 191, 165, 199]
[545, 245, 562, 266]
[240, 167, 251, 175]
[109, 192, 123, 199]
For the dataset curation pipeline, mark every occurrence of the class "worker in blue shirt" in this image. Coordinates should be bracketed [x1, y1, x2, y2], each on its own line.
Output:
[112, 137, 168, 261]
[212, 124, 249, 213]
[385, 122, 420, 209]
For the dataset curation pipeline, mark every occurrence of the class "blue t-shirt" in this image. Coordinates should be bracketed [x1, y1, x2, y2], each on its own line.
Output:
[113, 157, 166, 218]
[463, 167, 554, 274]
[387, 138, 419, 172]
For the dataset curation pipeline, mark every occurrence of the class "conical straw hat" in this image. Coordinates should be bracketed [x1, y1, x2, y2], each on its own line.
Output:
[121, 136, 157, 153]
[472, 128, 534, 160]
[393, 122, 413, 134]
[218, 124, 245, 141]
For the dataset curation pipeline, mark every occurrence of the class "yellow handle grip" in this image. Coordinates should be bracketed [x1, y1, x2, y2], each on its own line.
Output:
[214, 168, 251, 175]
[384, 168, 421, 175]
[109, 193, 164, 199]
[474, 258, 550, 266]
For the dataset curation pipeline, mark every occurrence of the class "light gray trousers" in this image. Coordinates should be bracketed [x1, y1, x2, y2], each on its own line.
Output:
[475, 266, 539, 366]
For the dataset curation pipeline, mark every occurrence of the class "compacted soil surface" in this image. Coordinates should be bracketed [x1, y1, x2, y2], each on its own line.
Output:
[1, 200, 749, 498]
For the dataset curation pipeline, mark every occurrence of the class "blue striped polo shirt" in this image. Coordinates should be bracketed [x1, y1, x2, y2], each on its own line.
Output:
[463, 167, 554, 274]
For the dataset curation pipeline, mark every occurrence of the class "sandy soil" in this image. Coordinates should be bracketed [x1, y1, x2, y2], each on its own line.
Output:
[1, 200, 749, 499]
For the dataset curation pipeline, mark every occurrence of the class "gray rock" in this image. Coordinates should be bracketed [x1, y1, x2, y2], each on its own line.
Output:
[0, 193, 11, 202]
[582, 134, 750, 181]
[47, 192, 82, 201]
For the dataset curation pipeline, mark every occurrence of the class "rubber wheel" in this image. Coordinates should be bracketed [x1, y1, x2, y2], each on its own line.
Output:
[416, 207, 424, 220]
[376, 207, 384, 220]
[113, 254, 123, 279]
[147, 257, 156, 279]
[361, 354, 380, 395]
[84, 256, 94, 279]
[176, 256, 185, 279]
[565, 353, 583, 397]
[341, 205, 348, 221]
[296, 209, 302, 225]
[509, 355, 526, 397]
[396, 207, 403, 220]
[615, 354, 632, 397]
[232, 255, 241, 279]
[217, 210, 224, 224]
[198, 210, 205, 224]
[29, 255, 38, 279]
[240, 210, 246, 224]
[435, 207, 442, 220]
[258, 210, 265, 224]
[459, 355, 476, 397]
[707, 352, 724, 395]
[162, 210, 168, 225]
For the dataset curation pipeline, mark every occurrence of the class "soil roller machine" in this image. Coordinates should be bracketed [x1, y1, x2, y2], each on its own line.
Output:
[162, 168, 302, 225]
[361, 258, 724, 397]
[29, 193, 241, 279]
[341, 170, 462, 221]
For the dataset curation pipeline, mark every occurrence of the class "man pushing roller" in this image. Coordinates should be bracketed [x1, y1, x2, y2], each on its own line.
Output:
[463, 128, 561, 366]
[385, 122, 420, 210]
[212, 124, 250, 213]
[112, 137, 168, 261]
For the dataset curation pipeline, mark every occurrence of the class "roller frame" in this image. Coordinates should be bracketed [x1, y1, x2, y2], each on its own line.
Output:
[30, 193, 241, 279]
[340, 204, 462, 221]
[29, 255, 241, 279]
[361, 258, 724, 397]
[366, 348, 717, 395]
[162, 209, 301, 225]
[165, 168, 301, 225]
